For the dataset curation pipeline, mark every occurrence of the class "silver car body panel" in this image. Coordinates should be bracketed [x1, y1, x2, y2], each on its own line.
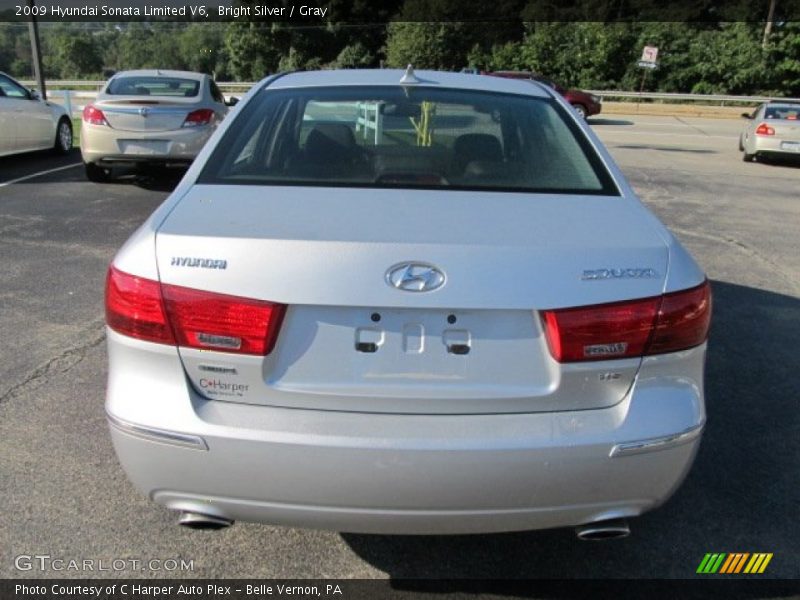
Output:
[106, 69, 708, 533]
[0, 71, 69, 157]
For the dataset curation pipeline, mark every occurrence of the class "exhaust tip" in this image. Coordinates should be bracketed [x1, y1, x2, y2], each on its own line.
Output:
[178, 511, 233, 530]
[576, 518, 630, 541]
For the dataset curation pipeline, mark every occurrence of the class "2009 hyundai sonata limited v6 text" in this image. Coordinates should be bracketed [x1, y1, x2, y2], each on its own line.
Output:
[105, 68, 711, 536]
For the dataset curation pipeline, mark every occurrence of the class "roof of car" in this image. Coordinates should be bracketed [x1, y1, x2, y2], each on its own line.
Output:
[264, 69, 552, 98]
[110, 70, 207, 81]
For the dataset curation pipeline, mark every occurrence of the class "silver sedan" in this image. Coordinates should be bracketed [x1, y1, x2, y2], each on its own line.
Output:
[0, 71, 72, 157]
[105, 69, 711, 537]
[740, 101, 800, 162]
[80, 69, 233, 182]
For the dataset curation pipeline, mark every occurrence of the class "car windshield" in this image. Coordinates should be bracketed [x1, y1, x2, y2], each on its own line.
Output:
[107, 76, 200, 97]
[764, 106, 799, 120]
[198, 85, 618, 195]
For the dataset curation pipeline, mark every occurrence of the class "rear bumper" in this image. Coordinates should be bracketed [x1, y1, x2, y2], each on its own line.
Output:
[106, 332, 706, 534]
[752, 136, 800, 157]
[80, 123, 213, 165]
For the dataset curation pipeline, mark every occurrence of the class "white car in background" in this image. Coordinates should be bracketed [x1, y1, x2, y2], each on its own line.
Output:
[80, 69, 233, 182]
[105, 69, 712, 537]
[740, 101, 800, 162]
[0, 72, 72, 157]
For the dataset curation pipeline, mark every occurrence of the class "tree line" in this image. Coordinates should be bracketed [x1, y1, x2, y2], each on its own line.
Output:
[0, 17, 798, 96]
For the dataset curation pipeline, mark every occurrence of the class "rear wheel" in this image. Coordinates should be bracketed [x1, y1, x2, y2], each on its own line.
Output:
[742, 151, 756, 163]
[85, 162, 110, 182]
[571, 103, 588, 119]
[53, 118, 73, 154]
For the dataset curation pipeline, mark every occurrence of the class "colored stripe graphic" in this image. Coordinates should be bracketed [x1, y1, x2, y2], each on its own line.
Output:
[697, 553, 726, 573]
[720, 553, 749, 573]
[699, 553, 773, 574]
[744, 553, 773, 574]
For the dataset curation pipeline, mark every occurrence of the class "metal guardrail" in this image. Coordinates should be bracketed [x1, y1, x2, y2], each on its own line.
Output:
[585, 90, 800, 105]
[20, 80, 256, 91]
[20, 81, 800, 105]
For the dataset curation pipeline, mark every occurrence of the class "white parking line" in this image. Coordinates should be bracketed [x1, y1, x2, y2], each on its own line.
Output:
[0, 162, 82, 189]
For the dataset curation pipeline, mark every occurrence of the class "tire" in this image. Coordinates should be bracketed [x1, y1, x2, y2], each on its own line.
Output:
[738, 136, 744, 152]
[571, 103, 588, 119]
[53, 118, 73, 155]
[85, 162, 110, 182]
[742, 151, 756, 163]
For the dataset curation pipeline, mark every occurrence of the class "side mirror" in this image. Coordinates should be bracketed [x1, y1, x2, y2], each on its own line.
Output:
[740, 112, 753, 119]
[225, 96, 239, 107]
[29, 89, 41, 101]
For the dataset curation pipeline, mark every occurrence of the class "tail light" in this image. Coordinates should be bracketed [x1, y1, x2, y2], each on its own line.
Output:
[83, 104, 108, 126]
[541, 281, 711, 362]
[105, 266, 286, 356]
[755, 123, 775, 136]
[182, 108, 214, 127]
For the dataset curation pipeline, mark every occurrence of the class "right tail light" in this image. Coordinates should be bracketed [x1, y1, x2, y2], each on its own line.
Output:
[541, 281, 712, 362]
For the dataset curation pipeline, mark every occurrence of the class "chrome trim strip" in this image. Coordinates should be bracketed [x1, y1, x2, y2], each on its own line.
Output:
[106, 412, 208, 451]
[609, 423, 704, 458]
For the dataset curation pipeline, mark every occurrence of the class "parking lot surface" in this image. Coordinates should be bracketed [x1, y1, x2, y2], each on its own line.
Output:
[0, 115, 798, 580]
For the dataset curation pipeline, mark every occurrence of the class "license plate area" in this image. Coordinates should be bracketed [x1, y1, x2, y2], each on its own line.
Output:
[119, 140, 169, 155]
[780, 141, 800, 152]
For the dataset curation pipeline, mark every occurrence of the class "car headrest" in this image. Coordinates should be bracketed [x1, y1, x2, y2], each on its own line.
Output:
[453, 134, 503, 172]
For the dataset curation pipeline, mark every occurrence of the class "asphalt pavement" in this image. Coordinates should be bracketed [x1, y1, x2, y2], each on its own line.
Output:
[0, 117, 798, 583]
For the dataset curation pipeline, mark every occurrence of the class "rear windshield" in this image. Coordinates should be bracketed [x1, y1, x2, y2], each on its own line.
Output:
[107, 76, 200, 97]
[198, 85, 618, 195]
[765, 106, 799, 120]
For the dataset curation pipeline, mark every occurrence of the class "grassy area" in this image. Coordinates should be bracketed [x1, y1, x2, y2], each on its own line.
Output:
[71, 118, 81, 146]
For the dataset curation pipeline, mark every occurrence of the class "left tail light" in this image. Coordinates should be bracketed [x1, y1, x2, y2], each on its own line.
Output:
[105, 266, 286, 356]
[541, 281, 712, 362]
[182, 109, 214, 127]
[755, 123, 775, 136]
[83, 104, 108, 126]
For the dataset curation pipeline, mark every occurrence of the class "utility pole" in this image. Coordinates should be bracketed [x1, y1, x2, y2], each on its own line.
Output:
[763, 0, 777, 49]
[27, 0, 46, 99]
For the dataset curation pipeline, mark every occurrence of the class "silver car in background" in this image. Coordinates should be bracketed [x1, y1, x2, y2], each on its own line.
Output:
[80, 69, 232, 182]
[740, 101, 800, 162]
[0, 71, 72, 157]
[105, 69, 711, 536]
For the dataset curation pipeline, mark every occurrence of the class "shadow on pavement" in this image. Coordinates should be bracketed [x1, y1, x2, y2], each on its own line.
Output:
[588, 118, 635, 126]
[614, 144, 717, 154]
[341, 280, 800, 586]
[0, 148, 81, 184]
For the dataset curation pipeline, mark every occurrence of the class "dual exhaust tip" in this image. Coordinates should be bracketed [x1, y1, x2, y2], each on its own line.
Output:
[575, 518, 630, 541]
[177, 511, 629, 540]
[178, 511, 233, 530]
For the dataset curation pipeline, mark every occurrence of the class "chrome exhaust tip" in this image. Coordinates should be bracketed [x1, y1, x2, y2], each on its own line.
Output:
[575, 518, 630, 541]
[178, 511, 233, 530]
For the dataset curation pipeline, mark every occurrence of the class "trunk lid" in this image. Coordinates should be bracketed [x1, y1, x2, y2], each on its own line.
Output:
[96, 98, 197, 132]
[156, 185, 669, 414]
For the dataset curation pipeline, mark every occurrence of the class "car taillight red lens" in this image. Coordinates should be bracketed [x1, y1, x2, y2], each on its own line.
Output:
[105, 266, 174, 344]
[83, 104, 108, 126]
[541, 297, 660, 362]
[541, 281, 711, 362]
[755, 123, 775, 136]
[162, 284, 286, 355]
[182, 109, 214, 127]
[647, 281, 712, 355]
[105, 266, 286, 356]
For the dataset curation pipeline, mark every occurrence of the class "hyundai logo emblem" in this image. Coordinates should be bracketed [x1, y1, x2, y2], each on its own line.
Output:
[386, 262, 446, 292]
[139, 107, 149, 117]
